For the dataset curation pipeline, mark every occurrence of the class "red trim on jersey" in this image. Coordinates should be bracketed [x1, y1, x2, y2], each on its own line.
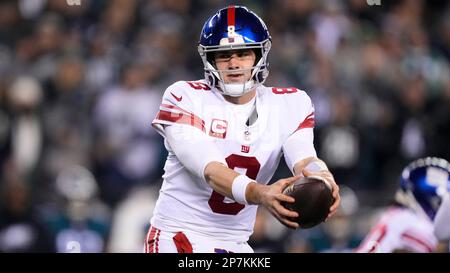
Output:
[299, 117, 315, 129]
[355, 223, 387, 253]
[401, 232, 434, 252]
[145, 226, 161, 253]
[173, 232, 193, 253]
[155, 229, 160, 253]
[295, 112, 315, 132]
[227, 5, 235, 27]
[160, 103, 192, 115]
[155, 107, 206, 133]
[304, 112, 314, 120]
[145, 227, 152, 253]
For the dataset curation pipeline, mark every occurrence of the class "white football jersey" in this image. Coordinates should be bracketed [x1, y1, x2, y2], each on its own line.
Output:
[151, 80, 316, 242]
[356, 206, 438, 253]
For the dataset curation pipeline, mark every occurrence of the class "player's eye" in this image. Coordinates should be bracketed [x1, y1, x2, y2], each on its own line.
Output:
[237, 51, 252, 57]
[215, 50, 253, 63]
[215, 53, 232, 62]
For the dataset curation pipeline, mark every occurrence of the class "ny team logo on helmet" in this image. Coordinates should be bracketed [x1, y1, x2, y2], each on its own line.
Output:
[198, 5, 271, 97]
[399, 157, 450, 221]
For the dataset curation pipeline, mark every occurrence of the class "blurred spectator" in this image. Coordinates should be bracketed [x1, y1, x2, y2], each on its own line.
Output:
[84, 30, 117, 94]
[438, 12, 450, 62]
[43, 165, 110, 253]
[398, 75, 430, 161]
[5, 76, 44, 180]
[311, 1, 351, 57]
[0, 0, 22, 48]
[429, 80, 450, 159]
[0, 172, 54, 252]
[41, 56, 91, 189]
[107, 185, 158, 253]
[318, 93, 360, 189]
[248, 207, 288, 253]
[28, 14, 65, 82]
[18, 0, 46, 20]
[92, 61, 163, 206]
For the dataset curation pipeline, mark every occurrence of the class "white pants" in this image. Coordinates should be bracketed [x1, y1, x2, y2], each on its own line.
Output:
[144, 226, 254, 253]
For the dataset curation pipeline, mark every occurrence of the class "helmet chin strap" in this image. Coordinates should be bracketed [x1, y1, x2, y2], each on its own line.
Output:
[207, 58, 264, 97]
[218, 80, 255, 97]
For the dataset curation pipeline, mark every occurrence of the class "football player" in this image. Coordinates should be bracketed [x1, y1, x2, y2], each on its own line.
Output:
[356, 157, 450, 253]
[145, 5, 340, 253]
[434, 190, 450, 252]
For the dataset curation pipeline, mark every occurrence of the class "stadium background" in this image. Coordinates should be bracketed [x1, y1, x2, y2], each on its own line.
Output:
[0, 0, 448, 252]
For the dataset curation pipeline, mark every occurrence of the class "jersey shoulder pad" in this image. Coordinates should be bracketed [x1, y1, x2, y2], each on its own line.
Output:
[267, 86, 315, 134]
[153, 81, 207, 135]
[162, 80, 210, 105]
[267, 86, 312, 111]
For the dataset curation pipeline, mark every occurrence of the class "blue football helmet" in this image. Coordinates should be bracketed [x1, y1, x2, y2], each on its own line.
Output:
[198, 5, 271, 97]
[397, 157, 450, 221]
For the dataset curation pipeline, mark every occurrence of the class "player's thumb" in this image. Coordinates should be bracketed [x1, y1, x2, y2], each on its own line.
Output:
[285, 175, 300, 188]
[302, 168, 313, 177]
[288, 175, 301, 183]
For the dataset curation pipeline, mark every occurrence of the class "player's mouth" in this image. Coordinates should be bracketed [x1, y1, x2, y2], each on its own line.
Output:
[226, 73, 245, 82]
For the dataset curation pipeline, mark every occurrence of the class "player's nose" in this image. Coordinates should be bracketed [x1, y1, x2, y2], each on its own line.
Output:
[227, 54, 240, 68]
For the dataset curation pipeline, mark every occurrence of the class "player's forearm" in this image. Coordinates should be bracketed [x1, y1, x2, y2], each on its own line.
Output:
[204, 161, 240, 199]
[204, 161, 263, 205]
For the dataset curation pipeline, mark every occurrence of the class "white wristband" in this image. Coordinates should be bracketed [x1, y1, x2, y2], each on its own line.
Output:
[305, 160, 328, 172]
[232, 175, 255, 205]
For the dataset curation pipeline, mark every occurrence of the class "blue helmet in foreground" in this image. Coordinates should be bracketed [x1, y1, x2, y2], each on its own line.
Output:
[396, 157, 450, 221]
[198, 5, 271, 97]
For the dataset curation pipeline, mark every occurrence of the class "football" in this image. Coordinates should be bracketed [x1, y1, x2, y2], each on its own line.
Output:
[282, 176, 334, 229]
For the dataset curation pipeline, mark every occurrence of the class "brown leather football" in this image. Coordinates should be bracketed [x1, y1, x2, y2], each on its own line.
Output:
[282, 176, 334, 229]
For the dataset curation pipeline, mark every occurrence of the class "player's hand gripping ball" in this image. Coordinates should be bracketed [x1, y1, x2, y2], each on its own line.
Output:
[282, 176, 335, 228]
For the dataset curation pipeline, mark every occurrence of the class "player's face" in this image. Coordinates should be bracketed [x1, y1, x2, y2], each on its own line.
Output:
[214, 49, 256, 84]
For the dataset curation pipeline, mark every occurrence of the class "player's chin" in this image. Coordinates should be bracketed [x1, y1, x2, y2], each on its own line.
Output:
[224, 75, 248, 83]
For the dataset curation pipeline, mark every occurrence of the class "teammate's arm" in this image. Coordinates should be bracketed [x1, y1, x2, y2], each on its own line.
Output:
[434, 192, 450, 242]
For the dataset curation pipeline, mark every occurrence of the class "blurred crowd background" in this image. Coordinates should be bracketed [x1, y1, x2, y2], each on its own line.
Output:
[0, 0, 449, 253]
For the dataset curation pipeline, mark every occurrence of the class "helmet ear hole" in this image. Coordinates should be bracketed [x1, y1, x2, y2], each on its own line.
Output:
[254, 49, 262, 65]
[255, 70, 263, 82]
[206, 73, 216, 87]
[206, 53, 215, 67]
